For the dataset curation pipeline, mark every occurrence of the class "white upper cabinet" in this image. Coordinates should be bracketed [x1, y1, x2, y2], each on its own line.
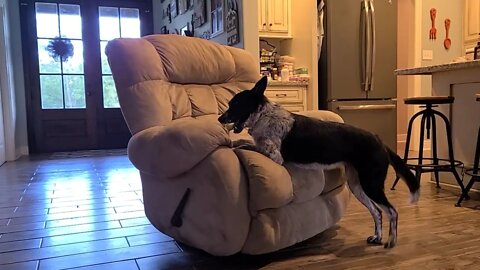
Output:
[464, 0, 480, 51]
[258, 0, 291, 38]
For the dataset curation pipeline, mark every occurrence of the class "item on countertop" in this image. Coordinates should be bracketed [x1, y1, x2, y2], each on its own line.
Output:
[271, 67, 278, 80]
[280, 67, 290, 82]
[474, 33, 480, 60]
[429, 8, 437, 40]
[444, 18, 451, 50]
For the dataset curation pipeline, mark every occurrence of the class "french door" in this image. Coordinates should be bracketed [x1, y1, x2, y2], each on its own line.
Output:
[20, 0, 152, 153]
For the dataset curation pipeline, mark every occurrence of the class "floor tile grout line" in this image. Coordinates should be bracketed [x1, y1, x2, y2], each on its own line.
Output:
[2, 238, 180, 268]
[0, 223, 157, 247]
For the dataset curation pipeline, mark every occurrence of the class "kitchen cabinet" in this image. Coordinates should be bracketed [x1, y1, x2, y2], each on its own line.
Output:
[464, 0, 480, 54]
[265, 83, 307, 112]
[258, 0, 291, 38]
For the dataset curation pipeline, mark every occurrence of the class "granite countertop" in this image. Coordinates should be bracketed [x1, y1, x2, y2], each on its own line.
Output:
[268, 80, 309, 86]
[395, 59, 480, 75]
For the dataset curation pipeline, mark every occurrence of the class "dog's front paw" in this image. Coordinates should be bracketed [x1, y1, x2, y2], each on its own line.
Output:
[366, 235, 382, 245]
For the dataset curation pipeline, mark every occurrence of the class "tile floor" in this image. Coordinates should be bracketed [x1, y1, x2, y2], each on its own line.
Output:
[0, 153, 479, 270]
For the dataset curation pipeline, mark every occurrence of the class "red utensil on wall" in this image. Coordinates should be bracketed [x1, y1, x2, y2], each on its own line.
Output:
[429, 8, 437, 40]
[444, 18, 451, 49]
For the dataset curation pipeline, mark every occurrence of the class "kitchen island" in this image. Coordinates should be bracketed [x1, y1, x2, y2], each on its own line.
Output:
[396, 60, 480, 189]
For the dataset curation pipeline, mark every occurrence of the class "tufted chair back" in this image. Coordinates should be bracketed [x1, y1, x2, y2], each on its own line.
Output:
[106, 34, 259, 134]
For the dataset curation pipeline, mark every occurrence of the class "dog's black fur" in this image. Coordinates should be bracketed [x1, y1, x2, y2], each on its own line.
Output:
[218, 76, 420, 249]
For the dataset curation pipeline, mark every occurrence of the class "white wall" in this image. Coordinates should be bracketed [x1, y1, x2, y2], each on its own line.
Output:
[280, 0, 318, 109]
[398, 0, 464, 151]
[418, 0, 464, 97]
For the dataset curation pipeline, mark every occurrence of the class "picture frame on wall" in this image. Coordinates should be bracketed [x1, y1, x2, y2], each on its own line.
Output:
[226, 0, 240, 45]
[178, 0, 187, 15]
[192, 0, 206, 28]
[170, 0, 178, 18]
[210, 0, 223, 37]
[167, 4, 172, 23]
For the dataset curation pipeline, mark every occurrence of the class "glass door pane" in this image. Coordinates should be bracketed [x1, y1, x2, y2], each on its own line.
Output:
[99, 6, 141, 108]
[35, 3, 85, 109]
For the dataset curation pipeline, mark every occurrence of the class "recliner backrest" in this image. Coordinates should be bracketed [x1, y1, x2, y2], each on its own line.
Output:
[106, 35, 259, 134]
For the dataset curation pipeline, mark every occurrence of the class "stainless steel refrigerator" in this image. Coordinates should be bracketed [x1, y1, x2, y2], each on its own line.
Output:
[318, 0, 397, 150]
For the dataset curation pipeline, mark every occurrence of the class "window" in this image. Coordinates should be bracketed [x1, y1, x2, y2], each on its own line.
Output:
[36, 3, 85, 109]
[99, 6, 141, 108]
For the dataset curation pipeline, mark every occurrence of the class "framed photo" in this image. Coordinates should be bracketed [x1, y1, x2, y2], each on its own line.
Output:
[210, 0, 223, 36]
[167, 4, 172, 23]
[178, 0, 187, 15]
[192, 0, 206, 28]
[226, 0, 240, 45]
[170, 0, 178, 18]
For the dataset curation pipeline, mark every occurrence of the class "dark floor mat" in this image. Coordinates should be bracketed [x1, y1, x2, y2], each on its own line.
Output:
[49, 149, 127, 159]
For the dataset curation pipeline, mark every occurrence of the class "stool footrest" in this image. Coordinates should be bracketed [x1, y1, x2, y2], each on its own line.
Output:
[405, 157, 463, 170]
[465, 168, 480, 178]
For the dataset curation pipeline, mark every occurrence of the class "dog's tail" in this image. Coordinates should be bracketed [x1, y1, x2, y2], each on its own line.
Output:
[386, 147, 420, 204]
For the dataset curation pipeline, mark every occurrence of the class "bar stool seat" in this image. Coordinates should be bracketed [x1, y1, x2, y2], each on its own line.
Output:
[404, 96, 455, 105]
[456, 94, 480, 206]
[391, 96, 467, 198]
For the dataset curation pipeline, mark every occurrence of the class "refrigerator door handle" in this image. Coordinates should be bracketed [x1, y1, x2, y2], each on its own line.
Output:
[361, 0, 370, 92]
[337, 104, 396, 111]
[365, 0, 373, 92]
[368, 0, 376, 92]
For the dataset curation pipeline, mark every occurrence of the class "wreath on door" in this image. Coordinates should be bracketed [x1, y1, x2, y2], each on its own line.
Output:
[46, 37, 74, 62]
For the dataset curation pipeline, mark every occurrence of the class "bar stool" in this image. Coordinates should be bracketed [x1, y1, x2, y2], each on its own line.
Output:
[391, 96, 466, 195]
[455, 94, 480, 207]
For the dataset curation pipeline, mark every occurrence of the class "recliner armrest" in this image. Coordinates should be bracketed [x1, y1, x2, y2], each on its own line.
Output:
[128, 118, 231, 178]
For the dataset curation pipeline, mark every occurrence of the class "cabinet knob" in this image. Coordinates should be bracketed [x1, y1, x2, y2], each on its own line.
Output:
[269, 23, 273, 26]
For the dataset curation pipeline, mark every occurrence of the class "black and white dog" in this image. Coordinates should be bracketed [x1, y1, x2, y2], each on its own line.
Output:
[218, 76, 420, 249]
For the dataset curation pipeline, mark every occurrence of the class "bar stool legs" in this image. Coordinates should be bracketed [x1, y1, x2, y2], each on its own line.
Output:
[391, 110, 424, 190]
[456, 126, 480, 207]
[391, 105, 466, 197]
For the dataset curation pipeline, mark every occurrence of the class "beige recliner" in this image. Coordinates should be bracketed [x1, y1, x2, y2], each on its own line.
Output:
[106, 35, 349, 256]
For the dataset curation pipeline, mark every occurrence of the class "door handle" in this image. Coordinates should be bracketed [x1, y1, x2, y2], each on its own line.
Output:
[337, 104, 396, 111]
[368, 0, 376, 91]
[361, 0, 369, 92]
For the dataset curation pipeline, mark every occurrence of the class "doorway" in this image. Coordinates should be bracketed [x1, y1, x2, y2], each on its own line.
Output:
[20, 0, 153, 153]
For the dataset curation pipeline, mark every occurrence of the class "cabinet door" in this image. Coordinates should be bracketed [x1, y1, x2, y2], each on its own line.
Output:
[258, 0, 267, 32]
[465, 0, 480, 45]
[266, 0, 289, 33]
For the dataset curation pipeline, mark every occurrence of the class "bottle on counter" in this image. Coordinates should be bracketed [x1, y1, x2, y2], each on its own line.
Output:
[281, 67, 290, 82]
[474, 33, 480, 60]
[271, 68, 278, 80]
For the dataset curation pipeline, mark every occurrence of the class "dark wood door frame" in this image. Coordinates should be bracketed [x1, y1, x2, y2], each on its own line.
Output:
[20, 0, 153, 153]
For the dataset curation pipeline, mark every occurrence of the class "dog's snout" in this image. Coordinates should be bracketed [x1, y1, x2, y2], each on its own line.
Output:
[218, 112, 228, 123]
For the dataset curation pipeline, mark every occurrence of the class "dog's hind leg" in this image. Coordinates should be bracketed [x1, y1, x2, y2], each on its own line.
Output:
[345, 165, 383, 245]
[374, 196, 398, 249]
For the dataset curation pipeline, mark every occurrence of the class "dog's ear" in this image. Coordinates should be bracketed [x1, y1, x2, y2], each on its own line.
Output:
[252, 76, 268, 96]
